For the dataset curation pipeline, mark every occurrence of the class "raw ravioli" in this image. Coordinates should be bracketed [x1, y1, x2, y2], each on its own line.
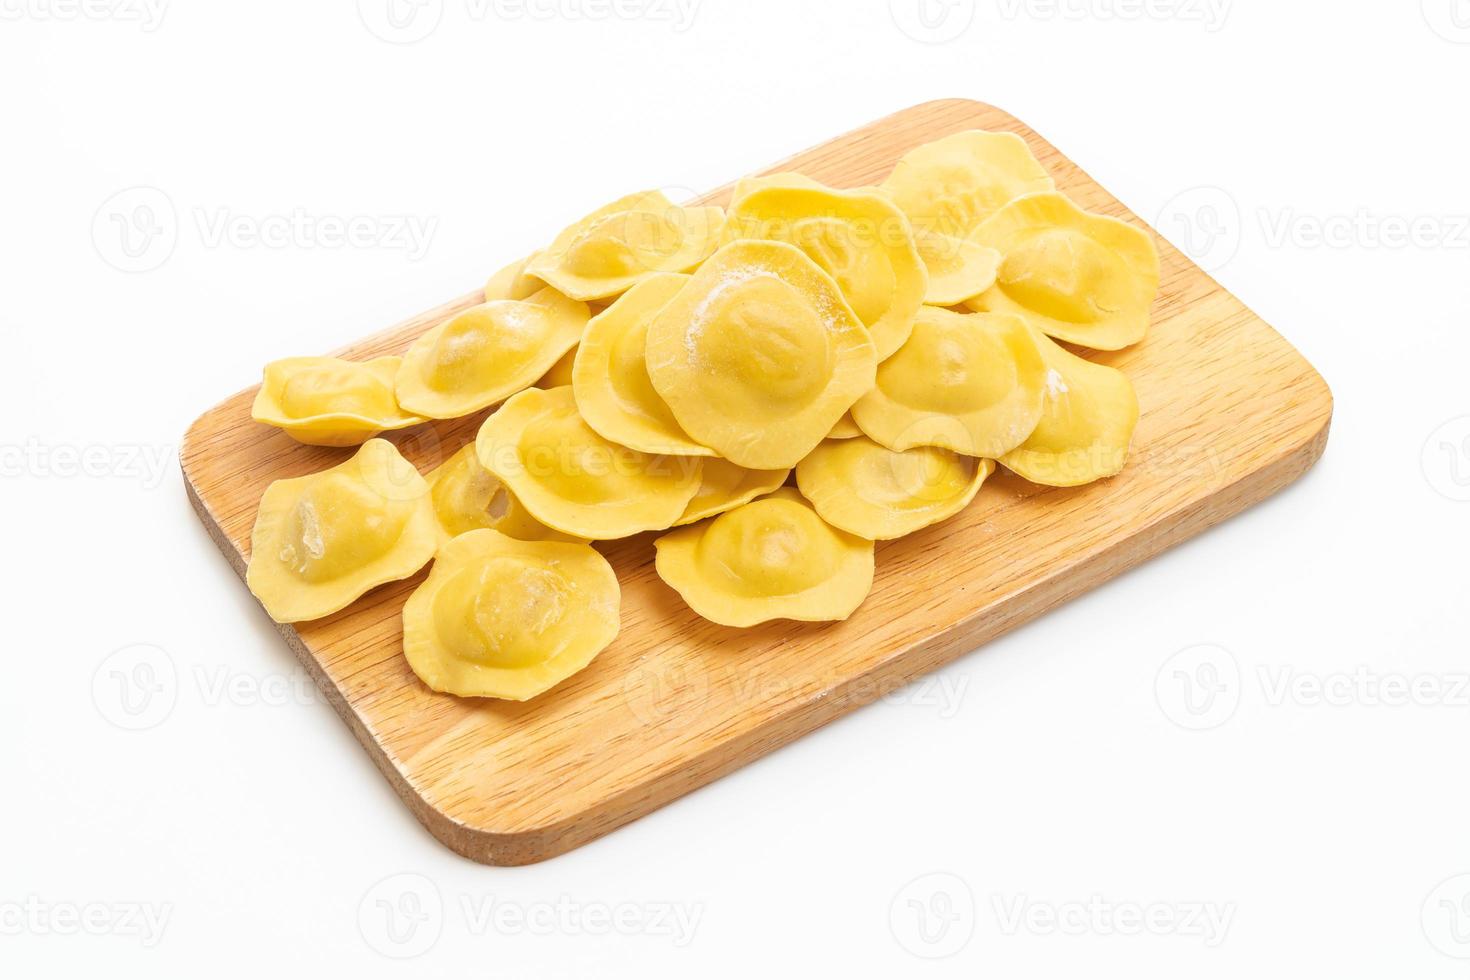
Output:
[396, 286, 590, 419]
[526, 190, 724, 301]
[252, 356, 423, 447]
[852, 307, 1046, 458]
[246, 439, 437, 623]
[475, 385, 702, 539]
[966, 192, 1160, 350]
[645, 239, 876, 470]
[402, 529, 619, 700]
[796, 436, 992, 540]
[999, 329, 1139, 486]
[654, 488, 873, 627]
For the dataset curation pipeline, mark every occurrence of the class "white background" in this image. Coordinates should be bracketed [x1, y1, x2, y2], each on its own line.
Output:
[3, 1, 1468, 976]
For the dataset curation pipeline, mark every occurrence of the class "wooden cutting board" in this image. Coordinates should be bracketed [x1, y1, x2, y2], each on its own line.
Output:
[181, 99, 1332, 866]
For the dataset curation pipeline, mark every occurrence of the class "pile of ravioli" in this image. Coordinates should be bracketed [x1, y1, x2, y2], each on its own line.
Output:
[244, 130, 1159, 702]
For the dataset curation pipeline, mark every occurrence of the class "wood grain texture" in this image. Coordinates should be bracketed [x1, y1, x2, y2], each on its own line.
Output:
[180, 99, 1333, 866]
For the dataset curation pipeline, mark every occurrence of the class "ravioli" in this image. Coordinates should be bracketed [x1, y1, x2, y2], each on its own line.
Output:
[251, 356, 424, 447]
[726, 179, 926, 359]
[913, 229, 1001, 306]
[483, 252, 543, 302]
[966, 192, 1160, 350]
[402, 529, 619, 700]
[852, 307, 1047, 458]
[572, 272, 714, 457]
[425, 443, 581, 543]
[674, 457, 789, 526]
[796, 436, 992, 540]
[476, 385, 703, 539]
[654, 488, 874, 627]
[645, 239, 877, 469]
[525, 190, 725, 301]
[880, 129, 1055, 240]
[999, 330, 1139, 487]
[246, 439, 437, 623]
[395, 286, 590, 419]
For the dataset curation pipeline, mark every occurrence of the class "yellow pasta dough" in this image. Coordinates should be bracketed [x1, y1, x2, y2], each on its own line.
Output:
[965, 192, 1160, 350]
[395, 286, 590, 420]
[483, 252, 544, 302]
[726, 179, 925, 359]
[999, 330, 1139, 487]
[654, 488, 874, 627]
[913, 229, 1001, 306]
[571, 272, 715, 457]
[645, 239, 877, 470]
[475, 385, 703, 539]
[402, 529, 619, 700]
[852, 307, 1047, 458]
[880, 129, 1055, 239]
[796, 437, 993, 540]
[525, 190, 725, 301]
[425, 443, 581, 543]
[246, 438, 437, 623]
[674, 457, 789, 526]
[828, 411, 863, 440]
[537, 345, 578, 388]
[251, 356, 424, 447]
